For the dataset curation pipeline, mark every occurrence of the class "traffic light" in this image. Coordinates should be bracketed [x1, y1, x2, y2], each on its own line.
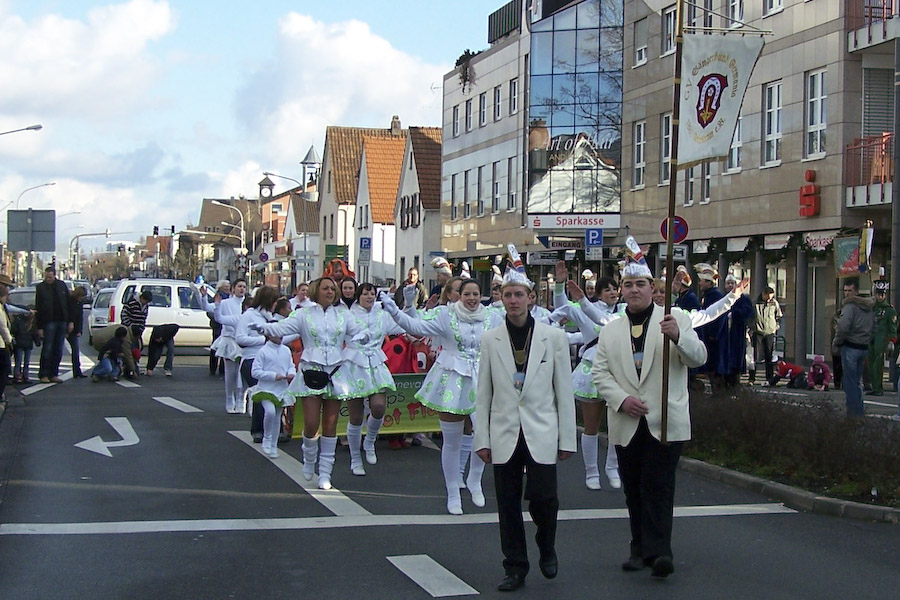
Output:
[170, 225, 175, 235]
[153, 225, 159, 236]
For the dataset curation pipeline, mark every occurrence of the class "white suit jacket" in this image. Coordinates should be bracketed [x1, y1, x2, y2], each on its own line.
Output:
[474, 321, 577, 465]
[592, 304, 707, 446]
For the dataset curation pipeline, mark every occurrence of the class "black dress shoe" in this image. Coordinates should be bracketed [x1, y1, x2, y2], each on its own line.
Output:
[651, 556, 674, 578]
[252, 433, 263, 444]
[497, 573, 525, 591]
[539, 551, 558, 579]
[621, 555, 645, 571]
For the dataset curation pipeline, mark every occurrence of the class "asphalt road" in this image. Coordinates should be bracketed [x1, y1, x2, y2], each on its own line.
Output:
[0, 336, 898, 599]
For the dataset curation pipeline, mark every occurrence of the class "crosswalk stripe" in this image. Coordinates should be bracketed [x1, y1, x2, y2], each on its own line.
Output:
[387, 555, 479, 597]
[116, 380, 140, 388]
[0, 503, 794, 536]
[229, 431, 373, 517]
[152, 396, 203, 413]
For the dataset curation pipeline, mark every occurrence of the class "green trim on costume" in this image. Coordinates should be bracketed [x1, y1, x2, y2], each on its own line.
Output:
[252, 391, 284, 407]
[418, 395, 474, 415]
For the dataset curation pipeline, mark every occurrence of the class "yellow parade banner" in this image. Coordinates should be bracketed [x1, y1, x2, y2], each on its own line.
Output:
[290, 373, 441, 438]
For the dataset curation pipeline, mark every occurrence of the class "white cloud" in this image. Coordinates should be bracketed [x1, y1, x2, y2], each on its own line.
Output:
[0, 0, 176, 121]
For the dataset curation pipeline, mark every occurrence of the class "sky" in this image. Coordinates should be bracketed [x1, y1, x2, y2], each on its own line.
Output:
[0, 0, 494, 255]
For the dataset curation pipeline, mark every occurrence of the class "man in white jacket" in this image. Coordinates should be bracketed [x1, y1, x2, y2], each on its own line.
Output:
[475, 268, 576, 592]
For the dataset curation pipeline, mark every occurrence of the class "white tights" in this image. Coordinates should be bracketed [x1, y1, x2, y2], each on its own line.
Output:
[223, 359, 243, 411]
[261, 401, 282, 449]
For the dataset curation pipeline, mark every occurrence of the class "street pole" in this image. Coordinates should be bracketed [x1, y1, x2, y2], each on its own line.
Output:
[891, 38, 900, 385]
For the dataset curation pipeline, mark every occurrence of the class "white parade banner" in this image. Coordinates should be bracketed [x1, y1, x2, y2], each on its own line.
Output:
[678, 34, 764, 169]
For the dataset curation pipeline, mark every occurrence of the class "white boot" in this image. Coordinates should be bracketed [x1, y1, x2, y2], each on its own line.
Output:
[604, 439, 621, 488]
[459, 433, 473, 488]
[466, 447, 486, 507]
[440, 421, 465, 515]
[318, 436, 338, 490]
[363, 415, 383, 464]
[582, 433, 601, 490]
[347, 423, 365, 476]
[302, 435, 318, 481]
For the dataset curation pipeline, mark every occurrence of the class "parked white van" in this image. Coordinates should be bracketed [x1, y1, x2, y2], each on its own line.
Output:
[107, 278, 212, 347]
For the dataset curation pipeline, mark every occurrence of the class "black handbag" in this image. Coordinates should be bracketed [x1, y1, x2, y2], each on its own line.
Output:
[302, 365, 340, 390]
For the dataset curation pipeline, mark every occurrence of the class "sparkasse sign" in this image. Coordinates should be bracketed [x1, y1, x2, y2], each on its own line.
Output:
[529, 213, 621, 230]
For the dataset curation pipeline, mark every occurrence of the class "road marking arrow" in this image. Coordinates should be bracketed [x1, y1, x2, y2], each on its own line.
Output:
[74, 417, 140, 457]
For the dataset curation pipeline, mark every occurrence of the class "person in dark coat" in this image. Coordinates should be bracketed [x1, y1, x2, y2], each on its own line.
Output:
[694, 263, 726, 382]
[671, 266, 700, 312]
[717, 273, 755, 386]
[34, 266, 71, 383]
[67, 286, 88, 377]
[146, 323, 180, 376]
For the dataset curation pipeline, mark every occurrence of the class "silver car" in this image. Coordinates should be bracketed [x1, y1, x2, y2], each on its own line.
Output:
[88, 288, 115, 344]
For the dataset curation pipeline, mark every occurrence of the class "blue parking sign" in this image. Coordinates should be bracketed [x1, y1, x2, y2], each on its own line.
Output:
[585, 228, 603, 247]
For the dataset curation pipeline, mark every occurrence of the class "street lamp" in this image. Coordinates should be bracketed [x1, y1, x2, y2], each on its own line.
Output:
[211, 201, 245, 251]
[263, 170, 318, 285]
[16, 181, 56, 209]
[0, 124, 42, 136]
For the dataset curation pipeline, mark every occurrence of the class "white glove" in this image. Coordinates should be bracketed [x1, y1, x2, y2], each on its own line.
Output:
[248, 322, 265, 333]
[379, 291, 400, 315]
[403, 284, 417, 306]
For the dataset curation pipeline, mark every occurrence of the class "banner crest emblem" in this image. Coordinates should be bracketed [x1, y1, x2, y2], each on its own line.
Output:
[696, 73, 728, 128]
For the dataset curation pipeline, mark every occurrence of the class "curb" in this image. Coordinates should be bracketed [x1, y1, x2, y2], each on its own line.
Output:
[594, 431, 899, 524]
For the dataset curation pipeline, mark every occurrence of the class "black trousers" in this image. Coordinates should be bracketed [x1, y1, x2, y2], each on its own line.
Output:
[239, 359, 263, 436]
[616, 418, 682, 562]
[492, 431, 559, 577]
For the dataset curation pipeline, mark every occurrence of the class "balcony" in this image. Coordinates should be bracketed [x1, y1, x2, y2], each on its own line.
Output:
[844, 133, 893, 206]
[847, 0, 900, 51]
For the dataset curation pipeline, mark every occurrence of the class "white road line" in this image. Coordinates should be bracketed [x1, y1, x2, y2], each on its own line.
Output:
[152, 396, 203, 413]
[228, 431, 372, 517]
[388, 555, 479, 597]
[116, 380, 140, 388]
[0, 503, 794, 536]
[864, 400, 896, 408]
[20, 383, 55, 396]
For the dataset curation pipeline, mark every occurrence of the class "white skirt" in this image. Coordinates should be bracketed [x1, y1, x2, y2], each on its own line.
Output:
[210, 335, 242, 361]
[334, 361, 397, 399]
[288, 361, 355, 400]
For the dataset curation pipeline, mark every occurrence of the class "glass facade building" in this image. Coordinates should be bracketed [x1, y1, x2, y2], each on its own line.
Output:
[527, 0, 623, 216]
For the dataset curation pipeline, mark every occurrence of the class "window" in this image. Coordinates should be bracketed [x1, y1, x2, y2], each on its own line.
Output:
[509, 78, 519, 114]
[494, 86, 502, 120]
[178, 286, 201, 309]
[806, 69, 827, 158]
[476, 166, 485, 215]
[507, 157, 517, 209]
[763, 0, 783, 16]
[479, 92, 487, 127]
[400, 197, 408, 229]
[632, 121, 646, 189]
[662, 6, 676, 55]
[492, 161, 501, 212]
[452, 105, 460, 137]
[728, 0, 744, 27]
[330, 214, 334, 239]
[684, 166, 697, 206]
[412, 193, 421, 227]
[464, 170, 471, 218]
[634, 18, 648, 66]
[451, 174, 458, 220]
[465, 99, 473, 131]
[271, 202, 283, 214]
[703, 0, 713, 32]
[141, 285, 172, 308]
[660, 112, 672, 184]
[727, 112, 743, 171]
[322, 216, 327, 237]
[699, 163, 711, 204]
[763, 81, 782, 165]
[327, 170, 332, 193]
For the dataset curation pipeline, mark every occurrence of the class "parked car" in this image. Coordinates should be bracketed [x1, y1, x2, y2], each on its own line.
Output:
[7, 286, 36, 309]
[88, 288, 115, 343]
[107, 278, 212, 347]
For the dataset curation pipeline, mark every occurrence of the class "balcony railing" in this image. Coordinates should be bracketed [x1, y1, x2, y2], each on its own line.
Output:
[847, 0, 897, 44]
[845, 133, 893, 187]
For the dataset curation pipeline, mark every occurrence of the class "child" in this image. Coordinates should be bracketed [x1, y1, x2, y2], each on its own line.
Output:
[807, 355, 832, 391]
[11, 310, 38, 383]
[250, 331, 296, 458]
[770, 359, 807, 389]
[93, 327, 128, 382]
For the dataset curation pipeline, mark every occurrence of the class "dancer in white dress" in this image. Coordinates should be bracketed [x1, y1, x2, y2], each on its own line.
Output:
[251, 333, 296, 458]
[339, 283, 406, 475]
[381, 278, 505, 515]
[208, 279, 246, 413]
[251, 277, 356, 490]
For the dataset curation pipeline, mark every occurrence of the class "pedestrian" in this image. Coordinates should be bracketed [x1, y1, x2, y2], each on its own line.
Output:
[11, 308, 37, 384]
[340, 282, 405, 475]
[807, 355, 832, 391]
[750, 286, 782, 385]
[394, 267, 428, 310]
[381, 277, 505, 515]
[0, 280, 14, 401]
[121, 289, 152, 378]
[206, 280, 230, 376]
[832, 279, 876, 417]
[252, 276, 358, 490]
[429, 256, 453, 298]
[145, 323, 179, 376]
[694, 264, 726, 385]
[592, 246, 707, 579]
[209, 279, 247, 413]
[671, 266, 700, 311]
[251, 330, 297, 458]
[338, 277, 357, 310]
[67, 286, 88, 378]
[718, 273, 755, 387]
[474, 267, 576, 591]
[867, 281, 896, 396]
[92, 326, 128, 382]
[584, 279, 599, 304]
[289, 282, 313, 311]
[34, 266, 71, 383]
[770, 359, 807, 388]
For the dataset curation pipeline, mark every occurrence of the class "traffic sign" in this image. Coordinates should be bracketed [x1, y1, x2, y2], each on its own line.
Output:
[660, 216, 689, 243]
[586, 246, 603, 260]
[585, 228, 604, 247]
[359, 237, 372, 250]
[259, 252, 269, 262]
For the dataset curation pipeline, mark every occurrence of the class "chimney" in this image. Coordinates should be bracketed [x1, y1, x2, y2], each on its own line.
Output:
[390, 115, 401, 135]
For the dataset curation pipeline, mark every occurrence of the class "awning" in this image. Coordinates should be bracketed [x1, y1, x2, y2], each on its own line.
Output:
[692, 240, 711, 253]
[804, 230, 840, 252]
[726, 236, 751, 252]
